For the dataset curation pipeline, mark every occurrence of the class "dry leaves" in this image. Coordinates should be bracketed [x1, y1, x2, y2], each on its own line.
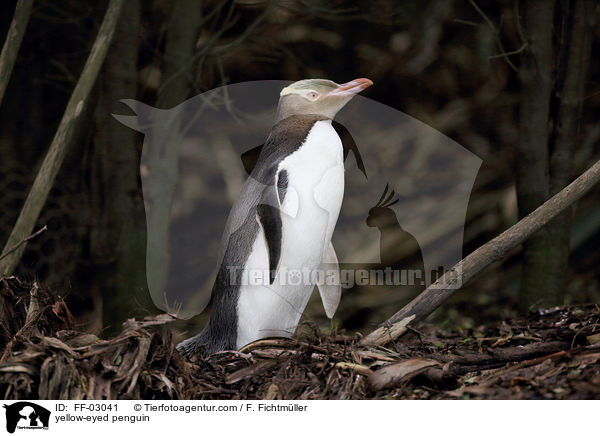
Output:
[0, 277, 599, 399]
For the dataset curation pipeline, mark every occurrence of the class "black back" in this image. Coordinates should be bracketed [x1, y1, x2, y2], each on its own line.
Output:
[177, 115, 329, 357]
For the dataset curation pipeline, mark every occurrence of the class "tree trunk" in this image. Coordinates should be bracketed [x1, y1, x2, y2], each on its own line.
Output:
[516, 0, 556, 311]
[142, 0, 203, 312]
[156, 0, 204, 109]
[89, 0, 152, 333]
[545, 0, 594, 303]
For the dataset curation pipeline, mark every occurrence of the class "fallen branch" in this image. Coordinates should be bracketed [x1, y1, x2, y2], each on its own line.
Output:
[361, 158, 600, 346]
[0, 0, 125, 277]
[431, 341, 570, 375]
[0, 0, 34, 107]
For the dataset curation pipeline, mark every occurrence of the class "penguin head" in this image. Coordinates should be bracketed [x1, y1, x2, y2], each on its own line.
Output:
[276, 78, 372, 121]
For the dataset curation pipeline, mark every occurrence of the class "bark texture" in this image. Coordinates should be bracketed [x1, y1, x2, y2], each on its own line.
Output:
[143, 0, 203, 312]
[90, 0, 152, 332]
[516, 0, 556, 310]
[545, 0, 594, 303]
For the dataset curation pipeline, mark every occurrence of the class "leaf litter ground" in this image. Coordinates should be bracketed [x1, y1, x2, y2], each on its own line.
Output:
[1, 277, 598, 399]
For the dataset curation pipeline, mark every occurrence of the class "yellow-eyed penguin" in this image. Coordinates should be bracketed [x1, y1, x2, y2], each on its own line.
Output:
[177, 78, 373, 357]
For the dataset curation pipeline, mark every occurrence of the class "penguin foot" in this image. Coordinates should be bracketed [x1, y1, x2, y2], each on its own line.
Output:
[176, 326, 236, 358]
[176, 335, 206, 359]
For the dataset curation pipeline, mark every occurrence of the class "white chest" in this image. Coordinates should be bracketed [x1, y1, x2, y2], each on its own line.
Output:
[277, 121, 344, 258]
[235, 121, 345, 348]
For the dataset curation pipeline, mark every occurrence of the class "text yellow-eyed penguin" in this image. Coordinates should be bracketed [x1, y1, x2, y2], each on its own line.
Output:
[177, 78, 373, 357]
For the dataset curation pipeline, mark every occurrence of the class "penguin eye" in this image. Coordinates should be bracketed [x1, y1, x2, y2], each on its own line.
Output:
[306, 91, 320, 101]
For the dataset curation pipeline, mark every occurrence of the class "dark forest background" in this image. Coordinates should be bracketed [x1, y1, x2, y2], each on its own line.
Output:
[0, 0, 598, 340]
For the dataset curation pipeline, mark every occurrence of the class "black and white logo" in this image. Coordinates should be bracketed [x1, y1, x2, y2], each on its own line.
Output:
[2, 402, 50, 433]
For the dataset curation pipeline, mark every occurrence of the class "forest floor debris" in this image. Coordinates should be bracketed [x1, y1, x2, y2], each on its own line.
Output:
[1, 277, 599, 399]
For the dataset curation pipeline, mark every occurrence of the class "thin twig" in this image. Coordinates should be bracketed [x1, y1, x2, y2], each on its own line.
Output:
[0, 226, 47, 261]
[488, 43, 528, 59]
[453, 18, 481, 27]
[514, 0, 527, 46]
[469, 0, 519, 71]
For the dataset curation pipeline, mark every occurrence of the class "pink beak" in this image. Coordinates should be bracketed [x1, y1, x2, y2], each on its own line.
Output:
[329, 78, 373, 96]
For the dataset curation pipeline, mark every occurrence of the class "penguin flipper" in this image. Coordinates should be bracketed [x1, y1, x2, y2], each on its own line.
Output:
[257, 184, 283, 285]
[332, 121, 367, 179]
[316, 241, 342, 319]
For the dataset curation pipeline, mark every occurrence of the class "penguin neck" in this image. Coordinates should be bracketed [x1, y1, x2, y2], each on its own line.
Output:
[274, 107, 333, 124]
[250, 114, 332, 183]
[265, 114, 332, 153]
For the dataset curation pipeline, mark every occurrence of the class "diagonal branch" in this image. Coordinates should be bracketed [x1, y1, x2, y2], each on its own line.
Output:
[0, 0, 34, 107]
[0, 0, 125, 277]
[361, 158, 600, 346]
